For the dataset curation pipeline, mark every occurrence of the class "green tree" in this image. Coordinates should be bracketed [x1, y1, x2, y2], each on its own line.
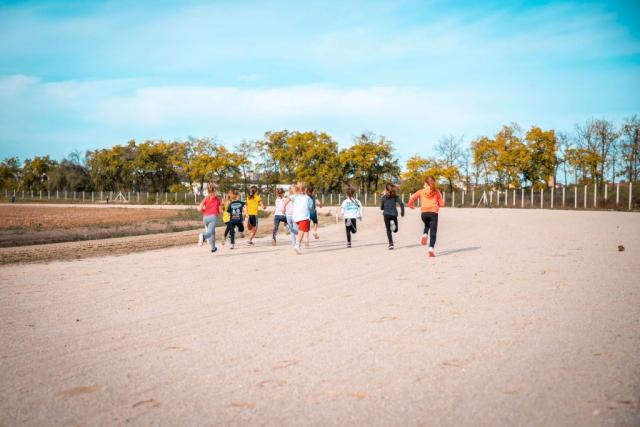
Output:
[0, 157, 21, 190]
[620, 115, 640, 183]
[340, 131, 400, 193]
[21, 155, 58, 191]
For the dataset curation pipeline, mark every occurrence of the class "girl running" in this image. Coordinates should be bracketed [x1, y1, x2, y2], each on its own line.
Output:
[380, 183, 404, 250]
[197, 182, 221, 253]
[283, 184, 298, 246]
[221, 194, 232, 245]
[408, 175, 444, 257]
[341, 187, 362, 248]
[282, 182, 313, 255]
[245, 185, 266, 246]
[272, 188, 288, 246]
[306, 186, 323, 241]
[227, 189, 247, 250]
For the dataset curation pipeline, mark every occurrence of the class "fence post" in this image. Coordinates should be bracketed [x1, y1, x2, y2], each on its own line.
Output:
[57, 190, 59, 200]
[630, 182, 633, 211]
[443, 192, 446, 206]
[574, 186, 577, 209]
[616, 183, 620, 207]
[472, 190, 475, 205]
[530, 188, 533, 207]
[374, 193, 377, 205]
[65, 190, 67, 200]
[82, 191, 85, 201]
[74, 192, 76, 200]
[39, 190, 42, 199]
[22, 189, 24, 199]
[513, 189, 516, 206]
[551, 187, 554, 209]
[489, 191, 491, 205]
[365, 193, 368, 206]
[452, 191, 455, 207]
[100, 191, 103, 201]
[331, 193, 333, 206]
[521, 189, 524, 208]
[594, 184, 597, 208]
[562, 187, 565, 207]
[584, 185, 587, 209]
[462, 191, 465, 206]
[541, 189, 544, 209]
[322, 194, 325, 205]
[48, 190, 50, 199]
[604, 184, 607, 206]
[267, 194, 270, 206]
[92, 191, 94, 202]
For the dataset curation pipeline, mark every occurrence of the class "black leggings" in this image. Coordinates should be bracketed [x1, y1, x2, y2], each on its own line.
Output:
[272, 215, 287, 238]
[421, 212, 438, 248]
[345, 218, 357, 243]
[224, 222, 231, 238]
[229, 222, 245, 244]
[383, 214, 398, 244]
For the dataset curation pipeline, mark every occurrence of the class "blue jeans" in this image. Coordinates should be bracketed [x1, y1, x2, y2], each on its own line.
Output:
[286, 215, 298, 245]
[202, 215, 218, 250]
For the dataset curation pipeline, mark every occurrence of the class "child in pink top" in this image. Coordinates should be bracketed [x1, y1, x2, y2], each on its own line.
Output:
[197, 183, 221, 253]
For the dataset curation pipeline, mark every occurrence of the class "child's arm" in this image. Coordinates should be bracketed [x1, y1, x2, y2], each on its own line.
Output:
[380, 195, 385, 210]
[281, 197, 291, 212]
[317, 199, 323, 209]
[340, 200, 346, 216]
[437, 191, 445, 207]
[408, 190, 421, 210]
[259, 198, 266, 210]
[197, 199, 206, 213]
[398, 198, 405, 217]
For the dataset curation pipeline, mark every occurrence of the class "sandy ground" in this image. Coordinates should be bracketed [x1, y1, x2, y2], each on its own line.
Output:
[1, 207, 639, 426]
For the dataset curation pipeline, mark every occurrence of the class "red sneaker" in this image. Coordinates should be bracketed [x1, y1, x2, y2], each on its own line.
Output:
[421, 235, 427, 245]
[429, 249, 435, 257]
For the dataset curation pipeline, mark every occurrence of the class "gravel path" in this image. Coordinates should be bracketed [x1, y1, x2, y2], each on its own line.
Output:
[1, 208, 638, 426]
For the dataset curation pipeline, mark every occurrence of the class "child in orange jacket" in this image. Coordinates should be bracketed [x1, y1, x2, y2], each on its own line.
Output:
[408, 175, 444, 257]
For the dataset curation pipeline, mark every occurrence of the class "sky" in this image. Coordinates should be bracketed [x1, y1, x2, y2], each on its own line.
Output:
[0, 0, 639, 164]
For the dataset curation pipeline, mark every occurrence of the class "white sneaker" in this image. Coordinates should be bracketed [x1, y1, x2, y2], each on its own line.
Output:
[198, 234, 204, 247]
[230, 244, 235, 249]
[294, 244, 302, 255]
[314, 232, 319, 239]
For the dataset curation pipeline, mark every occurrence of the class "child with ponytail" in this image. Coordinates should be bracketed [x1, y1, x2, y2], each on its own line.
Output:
[408, 175, 444, 257]
[340, 187, 362, 248]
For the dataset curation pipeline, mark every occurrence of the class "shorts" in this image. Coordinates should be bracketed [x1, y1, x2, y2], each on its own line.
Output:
[248, 215, 258, 227]
[309, 212, 318, 224]
[296, 219, 310, 232]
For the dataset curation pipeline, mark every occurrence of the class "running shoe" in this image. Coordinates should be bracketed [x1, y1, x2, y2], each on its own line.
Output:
[211, 247, 218, 254]
[294, 244, 302, 255]
[304, 238, 309, 247]
[389, 244, 394, 250]
[222, 236, 226, 246]
[390, 222, 396, 232]
[421, 234, 427, 245]
[230, 244, 235, 249]
[314, 232, 319, 239]
[271, 238, 276, 246]
[247, 241, 254, 246]
[429, 247, 435, 257]
[347, 242, 352, 248]
[198, 234, 204, 247]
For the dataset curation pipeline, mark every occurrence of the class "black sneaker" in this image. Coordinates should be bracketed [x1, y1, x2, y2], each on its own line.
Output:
[247, 241, 254, 246]
[388, 244, 394, 250]
[211, 247, 218, 253]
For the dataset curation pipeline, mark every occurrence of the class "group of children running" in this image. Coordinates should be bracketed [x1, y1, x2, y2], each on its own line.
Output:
[197, 174, 444, 257]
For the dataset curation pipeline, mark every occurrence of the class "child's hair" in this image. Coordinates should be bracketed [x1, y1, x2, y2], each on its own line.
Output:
[385, 183, 397, 199]
[297, 181, 307, 195]
[276, 188, 285, 197]
[425, 175, 438, 194]
[346, 187, 359, 205]
[248, 185, 258, 200]
[289, 184, 298, 195]
[229, 189, 240, 200]
[306, 186, 314, 196]
[222, 194, 231, 206]
[206, 182, 217, 198]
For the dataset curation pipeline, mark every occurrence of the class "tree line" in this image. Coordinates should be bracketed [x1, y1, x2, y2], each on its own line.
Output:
[1, 115, 638, 196]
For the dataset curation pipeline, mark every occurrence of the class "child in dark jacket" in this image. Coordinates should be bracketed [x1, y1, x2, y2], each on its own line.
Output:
[380, 183, 404, 249]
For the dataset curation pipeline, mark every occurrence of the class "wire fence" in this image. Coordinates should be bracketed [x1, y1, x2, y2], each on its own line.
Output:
[2, 182, 638, 212]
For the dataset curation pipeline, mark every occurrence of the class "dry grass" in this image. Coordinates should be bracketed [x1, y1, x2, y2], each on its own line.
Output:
[0, 206, 182, 230]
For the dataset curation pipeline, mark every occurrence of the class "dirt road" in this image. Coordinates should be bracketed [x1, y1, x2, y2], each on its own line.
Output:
[1, 208, 638, 426]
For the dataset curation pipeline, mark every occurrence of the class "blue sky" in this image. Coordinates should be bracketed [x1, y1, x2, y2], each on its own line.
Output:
[1, 0, 639, 164]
